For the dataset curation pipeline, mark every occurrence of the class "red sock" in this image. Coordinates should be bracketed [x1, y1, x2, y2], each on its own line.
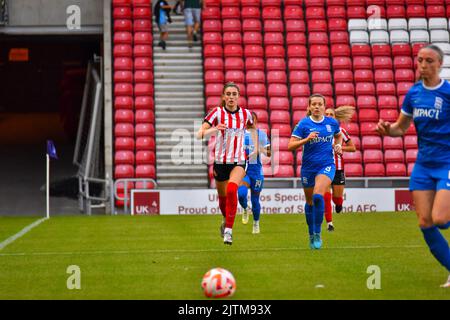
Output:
[225, 182, 238, 229]
[332, 196, 343, 206]
[324, 192, 332, 223]
[218, 196, 227, 218]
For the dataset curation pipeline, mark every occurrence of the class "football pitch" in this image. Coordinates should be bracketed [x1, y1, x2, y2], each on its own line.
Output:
[0, 212, 449, 300]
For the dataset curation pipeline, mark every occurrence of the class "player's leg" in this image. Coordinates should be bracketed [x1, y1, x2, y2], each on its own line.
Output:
[223, 165, 246, 244]
[303, 186, 315, 249]
[332, 170, 345, 213]
[250, 175, 263, 234]
[324, 186, 333, 231]
[311, 174, 333, 249]
[215, 180, 228, 237]
[238, 176, 251, 224]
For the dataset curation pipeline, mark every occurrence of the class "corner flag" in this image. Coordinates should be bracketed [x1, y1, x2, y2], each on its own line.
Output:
[47, 140, 58, 159]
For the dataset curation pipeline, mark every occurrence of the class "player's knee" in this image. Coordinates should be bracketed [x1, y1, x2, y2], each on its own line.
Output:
[418, 216, 434, 228]
[432, 213, 449, 227]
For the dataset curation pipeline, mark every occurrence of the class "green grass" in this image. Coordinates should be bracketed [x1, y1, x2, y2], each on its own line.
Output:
[0, 212, 449, 300]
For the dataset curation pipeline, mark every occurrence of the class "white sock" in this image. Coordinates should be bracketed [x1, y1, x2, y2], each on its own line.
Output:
[224, 227, 232, 234]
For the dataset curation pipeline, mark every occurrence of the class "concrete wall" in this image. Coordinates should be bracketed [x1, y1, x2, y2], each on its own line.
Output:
[6, 0, 102, 32]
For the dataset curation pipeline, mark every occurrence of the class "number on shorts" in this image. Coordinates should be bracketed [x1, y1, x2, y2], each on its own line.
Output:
[325, 166, 331, 173]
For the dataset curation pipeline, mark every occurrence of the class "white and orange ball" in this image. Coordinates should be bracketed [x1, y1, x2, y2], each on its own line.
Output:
[201, 267, 236, 298]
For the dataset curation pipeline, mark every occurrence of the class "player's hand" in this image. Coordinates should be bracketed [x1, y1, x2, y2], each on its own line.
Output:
[334, 144, 343, 155]
[376, 119, 390, 136]
[306, 131, 319, 141]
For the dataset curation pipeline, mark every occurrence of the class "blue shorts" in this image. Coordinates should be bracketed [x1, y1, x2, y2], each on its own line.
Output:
[409, 162, 450, 191]
[301, 164, 336, 188]
[184, 8, 201, 26]
[243, 173, 264, 193]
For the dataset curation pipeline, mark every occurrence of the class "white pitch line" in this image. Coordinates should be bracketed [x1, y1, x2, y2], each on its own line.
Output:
[0, 217, 48, 251]
[0, 244, 424, 257]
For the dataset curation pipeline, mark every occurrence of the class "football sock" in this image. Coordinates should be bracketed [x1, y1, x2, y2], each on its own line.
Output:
[218, 195, 227, 218]
[333, 196, 343, 213]
[437, 221, 450, 230]
[421, 226, 450, 272]
[237, 185, 248, 209]
[313, 194, 325, 234]
[324, 192, 332, 223]
[305, 203, 314, 236]
[225, 182, 238, 229]
[251, 192, 261, 222]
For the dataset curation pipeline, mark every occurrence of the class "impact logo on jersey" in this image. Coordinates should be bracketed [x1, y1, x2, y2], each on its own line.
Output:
[309, 135, 334, 144]
[413, 107, 440, 120]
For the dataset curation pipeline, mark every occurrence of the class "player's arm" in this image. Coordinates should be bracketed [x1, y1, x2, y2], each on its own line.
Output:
[342, 139, 356, 152]
[246, 121, 259, 163]
[196, 121, 226, 140]
[261, 144, 271, 157]
[333, 132, 344, 155]
[376, 113, 412, 137]
[287, 132, 318, 151]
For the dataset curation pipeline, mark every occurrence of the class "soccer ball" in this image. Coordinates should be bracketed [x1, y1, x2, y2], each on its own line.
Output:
[201, 267, 236, 298]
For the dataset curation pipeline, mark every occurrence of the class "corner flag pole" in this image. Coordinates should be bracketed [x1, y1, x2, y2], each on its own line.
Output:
[46, 153, 50, 219]
[46, 140, 58, 219]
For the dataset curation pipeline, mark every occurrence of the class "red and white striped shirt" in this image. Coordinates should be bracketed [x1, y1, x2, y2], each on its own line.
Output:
[334, 127, 351, 170]
[204, 106, 254, 164]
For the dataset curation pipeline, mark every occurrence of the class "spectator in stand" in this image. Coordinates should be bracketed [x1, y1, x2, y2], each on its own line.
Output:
[183, 0, 202, 48]
[154, 0, 172, 50]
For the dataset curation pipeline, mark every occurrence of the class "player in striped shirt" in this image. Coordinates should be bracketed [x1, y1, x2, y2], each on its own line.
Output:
[197, 82, 258, 245]
[324, 107, 356, 232]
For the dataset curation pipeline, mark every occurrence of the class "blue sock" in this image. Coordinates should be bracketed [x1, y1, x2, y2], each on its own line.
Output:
[251, 192, 261, 222]
[313, 194, 325, 234]
[437, 221, 450, 230]
[421, 226, 450, 272]
[305, 203, 314, 236]
[238, 185, 248, 209]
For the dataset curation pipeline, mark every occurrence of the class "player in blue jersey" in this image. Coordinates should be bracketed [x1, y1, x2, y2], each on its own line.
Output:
[238, 112, 271, 234]
[377, 45, 450, 288]
[288, 94, 343, 249]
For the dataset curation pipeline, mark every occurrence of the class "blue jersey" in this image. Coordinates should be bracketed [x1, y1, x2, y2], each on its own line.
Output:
[291, 116, 341, 171]
[401, 80, 450, 167]
[244, 129, 270, 176]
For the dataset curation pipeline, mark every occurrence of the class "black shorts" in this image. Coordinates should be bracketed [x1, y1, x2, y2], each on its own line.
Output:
[332, 170, 346, 185]
[213, 163, 246, 182]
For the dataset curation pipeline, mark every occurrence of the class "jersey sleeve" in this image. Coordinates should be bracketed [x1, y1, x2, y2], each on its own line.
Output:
[291, 121, 304, 139]
[332, 119, 341, 135]
[401, 88, 413, 117]
[341, 128, 351, 143]
[259, 130, 270, 147]
[204, 107, 218, 126]
[246, 109, 254, 126]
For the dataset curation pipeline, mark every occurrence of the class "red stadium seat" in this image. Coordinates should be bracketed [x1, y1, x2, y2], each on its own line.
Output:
[308, 32, 328, 45]
[312, 70, 332, 83]
[362, 135, 382, 150]
[273, 165, 295, 178]
[269, 97, 290, 110]
[364, 163, 386, 177]
[397, 82, 414, 96]
[356, 82, 376, 96]
[311, 58, 331, 71]
[394, 56, 413, 69]
[115, 96, 133, 109]
[135, 165, 156, 179]
[221, 0, 240, 6]
[332, 57, 352, 70]
[290, 84, 310, 97]
[204, 57, 223, 71]
[328, 6, 347, 19]
[359, 110, 379, 123]
[135, 96, 154, 110]
[357, 95, 377, 109]
[335, 82, 355, 96]
[309, 44, 329, 58]
[222, 19, 242, 32]
[223, 32, 242, 45]
[404, 135, 418, 149]
[252, 109, 269, 122]
[114, 44, 133, 57]
[265, 45, 285, 58]
[351, 44, 371, 57]
[243, 32, 262, 45]
[262, 0, 282, 6]
[284, 6, 304, 20]
[225, 70, 245, 83]
[288, 58, 308, 70]
[135, 136, 155, 151]
[270, 110, 291, 124]
[374, 69, 394, 83]
[341, 122, 360, 136]
[115, 109, 134, 124]
[202, 20, 222, 32]
[285, 20, 306, 33]
[380, 109, 398, 122]
[333, 70, 353, 83]
[205, 83, 223, 97]
[376, 83, 396, 96]
[115, 150, 134, 165]
[203, 45, 223, 58]
[378, 95, 398, 109]
[347, 6, 367, 19]
[204, 71, 224, 84]
[343, 150, 363, 164]
[242, 19, 262, 32]
[114, 57, 133, 71]
[264, 19, 284, 33]
[354, 69, 374, 83]
[114, 83, 133, 96]
[395, 69, 415, 82]
[134, 83, 153, 96]
[373, 57, 393, 70]
[407, 5, 426, 18]
[386, 163, 406, 176]
[392, 44, 412, 57]
[271, 124, 292, 137]
[135, 150, 156, 166]
[345, 163, 364, 177]
[287, 45, 307, 58]
[225, 57, 244, 71]
[115, 137, 134, 151]
[308, 20, 328, 33]
[206, 97, 221, 110]
[292, 97, 309, 111]
[246, 70, 265, 83]
[292, 110, 307, 124]
[360, 122, 379, 135]
[245, 45, 264, 57]
[266, 58, 286, 71]
[264, 33, 284, 46]
[222, 6, 241, 19]
[114, 19, 132, 32]
[336, 95, 356, 107]
[224, 45, 243, 57]
[329, 31, 349, 44]
[384, 149, 405, 163]
[268, 84, 288, 97]
[247, 96, 268, 109]
[313, 83, 333, 97]
[305, 7, 326, 20]
[353, 56, 373, 70]
[262, 7, 282, 19]
[246, 57, 264, 70]
[242, 7, 261, 19]
[247, 83, 266, 96]
[135, 110, 154, 124]
[202, 7, 220, 19]
[115, 164, 134, 179]
[113, 7, 132, 19]
[114, 70, 133, 83]
[115, 123, 134, 138]
[405, 149, 418, 163]
[383, 136, 403, 150]
[331, 44, 351, 57]
[271, 136, 291, 152]
[372, 44, 392, 57]
[386, 5, 406, 19]
[364, 150, 384, 163]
